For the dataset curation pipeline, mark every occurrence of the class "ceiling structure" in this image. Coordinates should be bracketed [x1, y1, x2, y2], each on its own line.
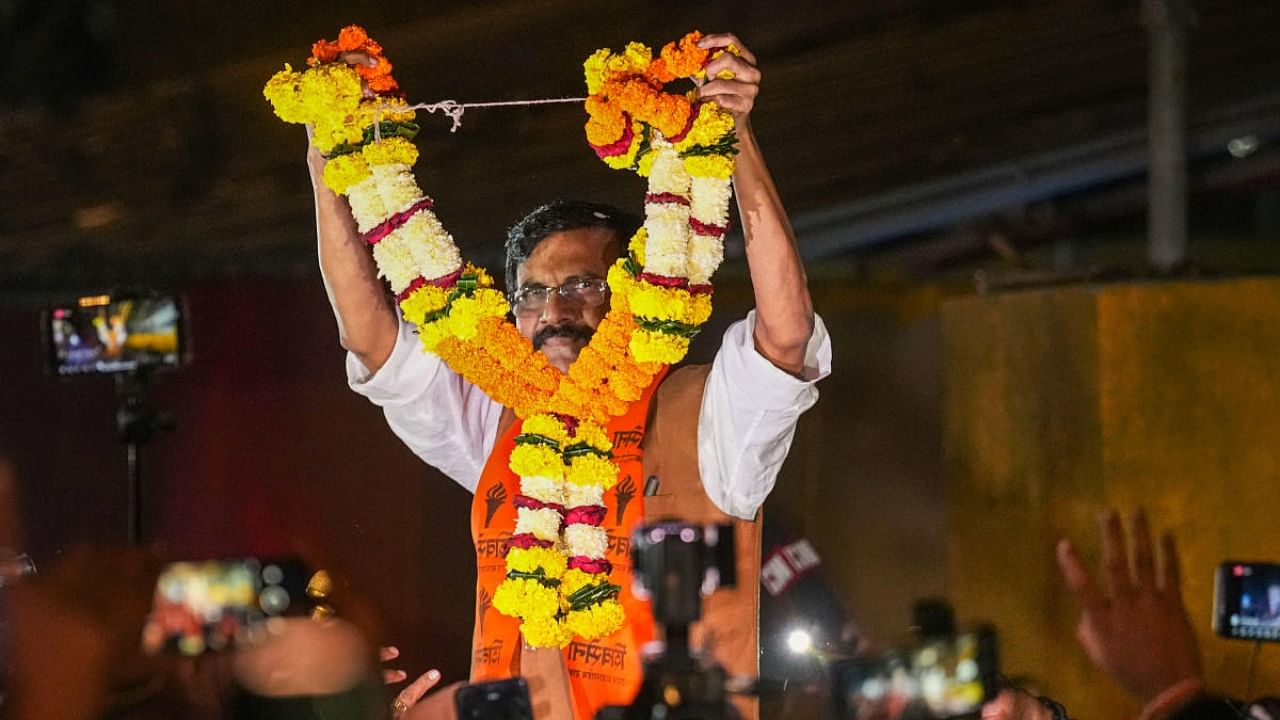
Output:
[1, 0, 1278, 295]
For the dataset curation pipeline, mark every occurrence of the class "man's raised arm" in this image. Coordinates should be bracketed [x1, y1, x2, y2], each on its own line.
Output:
[306, 53, 399, 374]
[698, 34, 816, 377]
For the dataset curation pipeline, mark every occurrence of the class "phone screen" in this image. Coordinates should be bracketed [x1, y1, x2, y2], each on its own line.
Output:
[1215, 561, 1280, 642]
[46, 293, 185, 376]
[834, 627, 998, 720]
[141, 558, 307, 655]
[454, 678, 533, 720]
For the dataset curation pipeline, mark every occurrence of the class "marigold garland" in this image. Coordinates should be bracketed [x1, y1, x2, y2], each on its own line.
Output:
[263, 26, 737, 649]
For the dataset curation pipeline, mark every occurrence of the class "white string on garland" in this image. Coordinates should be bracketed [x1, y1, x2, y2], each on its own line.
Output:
[373, 96, 587, 138]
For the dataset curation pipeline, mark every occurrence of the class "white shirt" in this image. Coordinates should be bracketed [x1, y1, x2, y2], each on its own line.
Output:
[347, 310, 832, 519]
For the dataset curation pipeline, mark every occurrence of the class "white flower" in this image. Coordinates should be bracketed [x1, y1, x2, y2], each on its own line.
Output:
[371, 232, 419, 294]
[371, 163, 424, 215]
[521, 476, 565, 505]
[689, 176, 732, 226]
[563, 483, 604, 508]
[348, 174, 389, 232]
[647, 145, 691, 196]
[564, 524, 608, 558]
[515, 507, 563, 542]
[687, 234, 724, 285]
[397, 211, 462, 281]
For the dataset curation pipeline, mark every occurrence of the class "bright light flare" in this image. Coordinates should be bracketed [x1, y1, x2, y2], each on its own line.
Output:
[787, 628, 814, 655]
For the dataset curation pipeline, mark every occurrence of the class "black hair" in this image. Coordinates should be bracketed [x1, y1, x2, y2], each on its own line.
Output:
[504, 200, 642, 292]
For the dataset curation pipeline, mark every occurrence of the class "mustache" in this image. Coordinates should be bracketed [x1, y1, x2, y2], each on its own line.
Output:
[533, 323, 594, 350]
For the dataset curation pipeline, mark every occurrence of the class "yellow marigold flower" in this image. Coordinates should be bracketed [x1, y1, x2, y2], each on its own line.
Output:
[566, 600, 626, 639]
[521, 617, 574, 649]
[674, 103, 735, 153]
[322, 153, 371, 195]
[362, 136, 419, 167]
[298, 64, 363, 125]
[630, 284, 712, 326]
[418, 320, 451, 352]
[573, 420, 612, 453]
[561, 569, 596, 596]
[506, 547, 567, 578]
[627, 229, 648, 267]
[682, 154, 735, 180]
[399, 285, 450, 326]
[565, 454, 619, 490]
[494, 578, 559, 620]
[522, 414, 570, 446]
[605, 42, 651, 78]
[636, 149, 658, 178]
[468, 264, 495, 288]
[263, 66, 308, 123]
[510, 444, 564, 480]
[584, 49, 611, 95]
[630, 329, 691, 365]
[443, 290, 507, 341]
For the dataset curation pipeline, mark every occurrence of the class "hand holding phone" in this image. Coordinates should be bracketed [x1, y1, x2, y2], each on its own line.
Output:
[141, 557, 309, 656]
[832, 627, 998, 720]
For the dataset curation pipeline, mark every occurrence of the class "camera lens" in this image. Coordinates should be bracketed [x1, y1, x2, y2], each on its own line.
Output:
[260, 585, 291, 615]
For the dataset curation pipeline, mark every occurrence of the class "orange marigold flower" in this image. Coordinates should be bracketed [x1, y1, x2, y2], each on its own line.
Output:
[337, 25, 370, 51]
[585, 97, 627, 146]
[368, 74, 400, 94]
[661, 32, 708, 79]
[310, 39, 339, 65]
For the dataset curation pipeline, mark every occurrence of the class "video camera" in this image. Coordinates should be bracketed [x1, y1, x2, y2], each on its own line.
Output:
[597, 520, 740, 720]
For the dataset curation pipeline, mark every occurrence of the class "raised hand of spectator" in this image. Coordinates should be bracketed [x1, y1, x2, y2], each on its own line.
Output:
[1056, 508, 1202, 703]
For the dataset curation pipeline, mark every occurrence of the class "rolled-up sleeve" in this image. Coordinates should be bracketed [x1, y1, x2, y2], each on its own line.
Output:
[347, 319, 501, 492]
[698, 310, 832, 518]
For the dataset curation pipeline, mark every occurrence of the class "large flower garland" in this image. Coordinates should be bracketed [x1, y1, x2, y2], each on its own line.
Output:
[264, 27, 737, 648]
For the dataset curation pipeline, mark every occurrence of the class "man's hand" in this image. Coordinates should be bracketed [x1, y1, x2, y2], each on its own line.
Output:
[697, 34, 761, 124]
[1056, 509, 1202, 703]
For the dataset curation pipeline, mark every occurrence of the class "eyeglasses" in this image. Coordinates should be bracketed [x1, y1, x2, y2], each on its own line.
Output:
[509, 278, 609, 317]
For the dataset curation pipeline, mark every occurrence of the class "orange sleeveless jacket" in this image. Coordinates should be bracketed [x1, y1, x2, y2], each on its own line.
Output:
[469, 365, 761, 720]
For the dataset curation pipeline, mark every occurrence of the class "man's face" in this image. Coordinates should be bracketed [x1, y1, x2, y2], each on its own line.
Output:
[513, 227, 620, 373]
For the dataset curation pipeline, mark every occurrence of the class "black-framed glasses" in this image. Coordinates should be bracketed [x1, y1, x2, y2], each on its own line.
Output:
[509, 278, 609, 317]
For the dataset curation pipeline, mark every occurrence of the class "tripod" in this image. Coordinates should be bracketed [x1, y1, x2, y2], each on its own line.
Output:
[115, 369, 174, 544]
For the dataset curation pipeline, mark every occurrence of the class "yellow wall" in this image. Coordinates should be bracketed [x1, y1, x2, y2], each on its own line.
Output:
[943, 277, 1280, 717]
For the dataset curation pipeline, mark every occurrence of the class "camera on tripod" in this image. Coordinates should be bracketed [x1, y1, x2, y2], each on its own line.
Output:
[596, 520, 741, 720]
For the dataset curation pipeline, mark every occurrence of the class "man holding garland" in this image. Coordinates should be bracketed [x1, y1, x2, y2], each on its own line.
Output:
[299, 31, 830, 720]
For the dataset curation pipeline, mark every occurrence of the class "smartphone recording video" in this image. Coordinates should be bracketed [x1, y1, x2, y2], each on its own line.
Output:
[1214, 561, 1280, 642]
[45, 292, 187, 376]
[833, 626, 998, 720]
[141, 557, 309, 656]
